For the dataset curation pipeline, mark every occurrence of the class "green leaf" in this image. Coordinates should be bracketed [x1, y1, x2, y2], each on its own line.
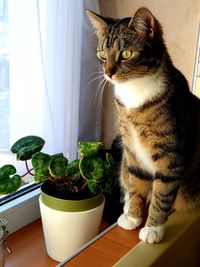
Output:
[49, 153, 68, 178]
[103, 153, 115, 193]
[31, 152, 51, 183]
[70, 171, 80, 180]
[0, 165, 21, 194]
[88, 180, 101, 194]
[106, 153, 114, 165]
[103, 176, 113, 193]
[78, 141, 102, 157]
[11, 135, 45, 161]
[67, 159, 80, 180]
[105, 153, 115, 176]
[79, 157, 104, 182]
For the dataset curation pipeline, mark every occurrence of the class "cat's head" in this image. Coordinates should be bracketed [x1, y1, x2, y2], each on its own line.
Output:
[86, 7, 165, 85]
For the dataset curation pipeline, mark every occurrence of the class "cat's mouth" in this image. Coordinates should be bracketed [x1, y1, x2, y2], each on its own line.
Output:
[104, 74, 126, 85]
[104, 74, 116, 84]
[104, 73, 147, 85]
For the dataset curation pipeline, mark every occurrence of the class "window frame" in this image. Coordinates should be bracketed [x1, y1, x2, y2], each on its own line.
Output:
[192, 26, 200, 95]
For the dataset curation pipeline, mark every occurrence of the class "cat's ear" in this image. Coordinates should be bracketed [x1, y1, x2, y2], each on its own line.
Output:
[86, 10, 108, 37]
[129, 7, 156, 38]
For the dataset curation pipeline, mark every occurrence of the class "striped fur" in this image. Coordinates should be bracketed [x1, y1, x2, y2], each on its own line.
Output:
[87, 7, 200, 243]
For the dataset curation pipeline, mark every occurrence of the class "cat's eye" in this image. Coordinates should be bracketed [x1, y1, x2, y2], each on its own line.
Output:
[97, 51, 107, 61]
[120, 50, 132, 60]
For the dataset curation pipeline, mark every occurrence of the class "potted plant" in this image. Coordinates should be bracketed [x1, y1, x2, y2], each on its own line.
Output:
[0, 136, 115, 262]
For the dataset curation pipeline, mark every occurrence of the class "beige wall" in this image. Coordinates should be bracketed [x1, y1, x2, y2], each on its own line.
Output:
[99, 0, 200, 148]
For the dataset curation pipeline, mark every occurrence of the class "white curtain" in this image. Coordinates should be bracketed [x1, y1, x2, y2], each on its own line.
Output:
[8, 0, 101, 160]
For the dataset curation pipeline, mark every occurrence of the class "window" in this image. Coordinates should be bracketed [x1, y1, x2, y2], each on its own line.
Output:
[0, 0, 44, 203]
[0, 0, 101, 233]
[0, 0, 35, 203]
[0, 0, 9, 152]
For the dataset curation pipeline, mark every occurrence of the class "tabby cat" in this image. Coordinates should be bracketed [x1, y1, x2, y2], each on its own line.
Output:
[86, 7, 200, 243]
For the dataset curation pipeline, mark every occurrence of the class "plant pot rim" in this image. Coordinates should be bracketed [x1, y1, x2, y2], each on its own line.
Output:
[40, 185, 104, 212]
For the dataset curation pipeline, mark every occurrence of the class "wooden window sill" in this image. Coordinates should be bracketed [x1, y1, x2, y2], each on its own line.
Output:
[5, 208, 200, 267]
[4, 218, 140, 267]
[5, 219, 58, 267]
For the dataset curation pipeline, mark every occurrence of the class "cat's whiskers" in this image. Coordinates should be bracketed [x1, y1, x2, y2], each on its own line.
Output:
[90, 77, 107, 108]
[88, 71, 104, 77]
[86, 74, 105, 88]
[98, 79, 108, 112]
[86, 72, 106, 108]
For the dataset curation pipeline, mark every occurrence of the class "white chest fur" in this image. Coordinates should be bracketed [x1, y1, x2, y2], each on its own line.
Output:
[113, 74, 164, 174]
[114, 73, 165, 109]
[131, 127, 155, 174]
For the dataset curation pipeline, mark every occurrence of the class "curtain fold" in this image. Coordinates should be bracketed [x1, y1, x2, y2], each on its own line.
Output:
[8, 0, 101, 161]
[78, 0, 102, 142]
[42, 0, 84, 159]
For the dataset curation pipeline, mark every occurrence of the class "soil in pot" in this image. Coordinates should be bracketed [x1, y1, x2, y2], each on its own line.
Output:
[41, 179, 97, 201]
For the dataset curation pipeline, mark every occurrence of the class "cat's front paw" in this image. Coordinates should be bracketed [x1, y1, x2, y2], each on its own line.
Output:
[139, 225, 165, 244]
[117, 213, 142, 230]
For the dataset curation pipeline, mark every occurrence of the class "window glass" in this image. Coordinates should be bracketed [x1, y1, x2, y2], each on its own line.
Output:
[0, 0, 36, 203]
[0, 0, 9, 152]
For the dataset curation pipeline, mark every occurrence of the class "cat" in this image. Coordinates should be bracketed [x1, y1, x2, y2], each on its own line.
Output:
[86, 7, 200, 244]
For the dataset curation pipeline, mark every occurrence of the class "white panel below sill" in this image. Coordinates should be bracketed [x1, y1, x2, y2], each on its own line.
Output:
[0, 188, 41, 234]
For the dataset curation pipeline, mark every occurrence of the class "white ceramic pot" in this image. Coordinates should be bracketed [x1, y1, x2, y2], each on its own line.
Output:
[39, 191, 105, 262]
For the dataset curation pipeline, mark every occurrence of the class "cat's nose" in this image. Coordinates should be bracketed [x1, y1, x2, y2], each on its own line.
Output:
[105, 64, 116, 78]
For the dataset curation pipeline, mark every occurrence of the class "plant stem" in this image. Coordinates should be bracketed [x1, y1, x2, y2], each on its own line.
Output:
[67, 178, 79, 193]
[80, 180, 88, 191]
[24, 160, 34, 176]
[48, 176, 57, 183]
[21, 171, 33, 178]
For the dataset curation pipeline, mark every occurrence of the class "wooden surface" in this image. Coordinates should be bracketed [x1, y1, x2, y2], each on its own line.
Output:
[63, 225, 140, 267]
[4, 219, 140, 267]
[5, 219, 57, 267]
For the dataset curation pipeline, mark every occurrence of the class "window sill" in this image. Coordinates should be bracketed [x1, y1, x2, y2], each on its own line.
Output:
[4, 195, 200, 266]
[0, 188, 41, 234]
[5, 218, 113, 267]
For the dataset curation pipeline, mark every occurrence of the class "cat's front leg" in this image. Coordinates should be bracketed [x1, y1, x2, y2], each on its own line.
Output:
[139, 178, 179, 243]
[117, 156, 143, 230]
[117, 155, 150, 230]
[118, 192, 143, 230]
